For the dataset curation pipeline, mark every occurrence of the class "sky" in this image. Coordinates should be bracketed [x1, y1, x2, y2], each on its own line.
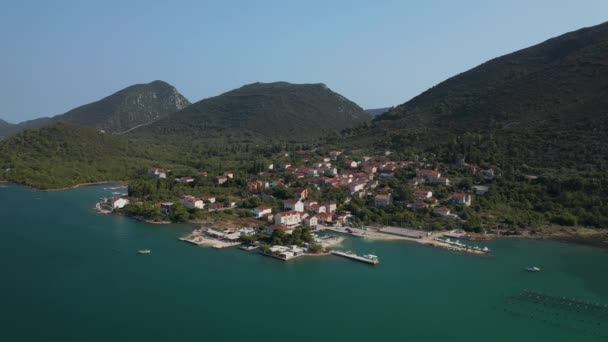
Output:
[1, 0, 607, 123]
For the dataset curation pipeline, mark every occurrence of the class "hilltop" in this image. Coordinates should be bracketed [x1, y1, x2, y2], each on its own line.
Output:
[56, 80, 190, 133]
[0, 81, 190, 137]
[347, 21, 608, 171]
[135, 82, 370, 141]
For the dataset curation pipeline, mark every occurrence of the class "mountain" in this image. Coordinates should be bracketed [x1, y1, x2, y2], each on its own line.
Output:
[0, 81, 190, 138]
[56, 80, 190, 133]
[135, 82, 371, 141]
[0, 117, 52, 138]
[365, 107, 392, 117]
[350, 21, 608, 170]
[0, 119, 10, 128]
[0, 122, 146, 189]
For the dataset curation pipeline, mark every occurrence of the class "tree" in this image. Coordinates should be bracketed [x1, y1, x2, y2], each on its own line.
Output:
[171, 202, 190, 222]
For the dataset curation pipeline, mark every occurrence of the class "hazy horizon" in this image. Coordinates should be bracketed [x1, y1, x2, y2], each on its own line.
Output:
[1, 0, 607, 123]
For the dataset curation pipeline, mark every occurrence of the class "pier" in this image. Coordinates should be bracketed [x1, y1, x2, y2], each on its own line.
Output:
[331, 251, 379, 265]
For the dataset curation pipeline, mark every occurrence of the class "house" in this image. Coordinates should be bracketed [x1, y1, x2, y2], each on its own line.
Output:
[239, 227, 256, 236]
[224, 171, 234, 179]
[433, 207, 451, 217]
[411, 201, 429, 212]
[148, 168, 167, 180]
[303, 215, 318, 227]
[482, 169, 495, 180]
[198, 171, 208, 177]
[200, 195, 216, 204]
[269, 181, 285, 189]
[332, 213, 350, 224]
[160, 202, 174, 214]
[323, 167, 338, 176]
[274, 211, 302, 226]
[293, 188, 308, 200]
[179, 195, 204, 209]
[247, 180, 268, 192]
[283, 199, 304, 212]
[374, 194, 392, 207]
[414, 189, 433, 200]
[175, 176, 194, 184]
[309, 204, 326, 214]
[111, 197, 130, 209]
[472, 185, 489, 196]
[416, 169, 440, 183]
[345, 160, 358, 168]
[304, 200, 318, 211]
[252, 205, 272, 218]
[210, 203, 224, 210]
[451, 192, 472, 206]
[316, 212, 332, 223]
[215, 176, 228, 184]
[363, 165, 377, 174]
[324, 201, 337, 213]
[348, 181, 366, 193]
[437, 176, 451, 186]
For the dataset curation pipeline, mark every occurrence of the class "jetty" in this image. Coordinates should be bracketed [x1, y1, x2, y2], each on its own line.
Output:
[331, 251, 379, 265]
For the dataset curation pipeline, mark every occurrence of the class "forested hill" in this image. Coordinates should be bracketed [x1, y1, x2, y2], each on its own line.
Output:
[0, 117, 51, 138]
[56, 80, 191, 133]
[133, 82, 371, 141]
[0, 81, 190, 138]
[0, 122, 147, 189]
[346, 21, 608, 170]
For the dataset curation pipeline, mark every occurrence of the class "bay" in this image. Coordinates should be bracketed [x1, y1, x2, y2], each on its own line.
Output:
[1, 183, 607, 341]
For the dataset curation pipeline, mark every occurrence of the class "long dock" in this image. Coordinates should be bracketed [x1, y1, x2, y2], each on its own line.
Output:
[331, 251, 379, 265]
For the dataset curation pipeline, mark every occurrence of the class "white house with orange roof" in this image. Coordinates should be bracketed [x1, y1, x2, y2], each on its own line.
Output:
[252, 205, 272, 218]
[179, 195, 204, 209]
[274, 211, 302, 226]
[284, 199, 304, 212]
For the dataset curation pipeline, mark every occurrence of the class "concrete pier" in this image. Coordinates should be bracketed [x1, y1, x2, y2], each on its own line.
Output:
[331, 251, 379, 265]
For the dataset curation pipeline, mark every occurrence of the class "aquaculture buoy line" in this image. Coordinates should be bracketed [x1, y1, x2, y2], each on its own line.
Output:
[498, 289, 608, 338]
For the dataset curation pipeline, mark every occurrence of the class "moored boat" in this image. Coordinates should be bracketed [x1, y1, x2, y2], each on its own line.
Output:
[138, 250, 151, 254]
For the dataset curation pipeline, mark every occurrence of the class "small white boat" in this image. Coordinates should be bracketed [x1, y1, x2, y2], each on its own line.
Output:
[525, 266, 541, 272]
[363, 254, 378, 260]
[138, 250, 151, 254]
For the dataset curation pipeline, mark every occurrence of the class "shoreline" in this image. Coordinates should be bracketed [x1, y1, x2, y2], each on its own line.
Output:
[7, 180, 127, 192]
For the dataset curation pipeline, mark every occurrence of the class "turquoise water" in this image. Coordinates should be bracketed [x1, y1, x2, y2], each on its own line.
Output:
[1, 183, 608, 341]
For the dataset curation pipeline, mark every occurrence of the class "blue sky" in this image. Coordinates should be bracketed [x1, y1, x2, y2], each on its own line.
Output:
[1, 0, 607, 122]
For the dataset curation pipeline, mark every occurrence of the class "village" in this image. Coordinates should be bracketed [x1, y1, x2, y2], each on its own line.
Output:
[100, 148, 497, 261]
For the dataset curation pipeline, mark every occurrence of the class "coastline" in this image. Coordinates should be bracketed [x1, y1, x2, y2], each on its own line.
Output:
[41, 181, 127, 192]
[5, 180, 128, 192]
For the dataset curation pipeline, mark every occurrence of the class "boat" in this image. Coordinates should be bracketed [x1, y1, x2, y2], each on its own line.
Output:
[137, 250, 151, 254]
[525, 266, 541, 272]
[363, 254, 379, 261]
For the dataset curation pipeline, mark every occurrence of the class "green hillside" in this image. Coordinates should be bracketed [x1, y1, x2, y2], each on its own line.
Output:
[347, 21, 608, 170]
[0, 81, 190, 138]
[135, 82, 370, 141]
[0, 117, 51, 139]
[57, 80, 190, 133]
[0, 122, 147, 189]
